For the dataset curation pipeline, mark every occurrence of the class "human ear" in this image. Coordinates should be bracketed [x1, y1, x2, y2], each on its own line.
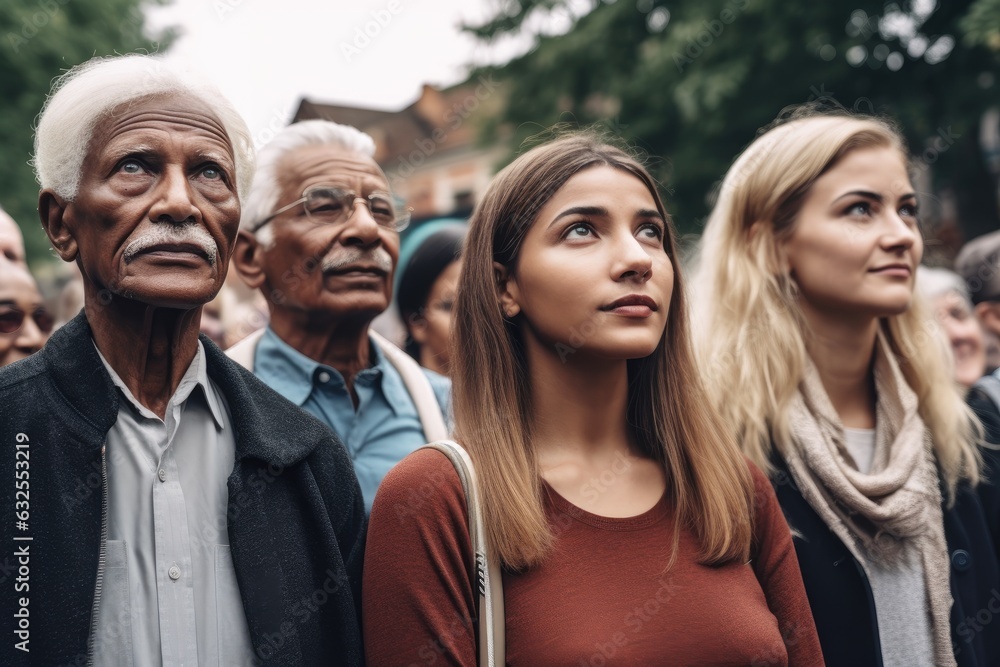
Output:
[975, 302, 1000, 337]
[493, 261, 520, 318]
[38, 190, 78, 262]
[232, 230, 267, 289]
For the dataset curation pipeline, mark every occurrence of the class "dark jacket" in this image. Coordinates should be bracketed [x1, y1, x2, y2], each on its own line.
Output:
[966, 386, 1000, 565]
[0, 313, 366, 666]
[770, 450, 1000, 667]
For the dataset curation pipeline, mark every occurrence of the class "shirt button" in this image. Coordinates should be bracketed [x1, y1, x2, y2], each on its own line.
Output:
[157, 469, 167, 482]
[168, 564, 181, 581]
[318, 371, 331, 383]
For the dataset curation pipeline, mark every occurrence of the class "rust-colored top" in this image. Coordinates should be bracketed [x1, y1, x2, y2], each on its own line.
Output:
[363, 449, 824, 666]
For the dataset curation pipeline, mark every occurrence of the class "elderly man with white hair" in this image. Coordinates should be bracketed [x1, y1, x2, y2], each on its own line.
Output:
[0, 55, 366, 666]
[228, 120, 450, 513]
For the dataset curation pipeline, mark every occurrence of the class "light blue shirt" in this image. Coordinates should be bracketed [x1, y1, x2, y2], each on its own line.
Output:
[253, 326, 450, 512]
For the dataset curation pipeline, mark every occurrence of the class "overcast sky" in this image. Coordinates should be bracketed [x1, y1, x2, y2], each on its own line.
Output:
[146, 0, 537, 144]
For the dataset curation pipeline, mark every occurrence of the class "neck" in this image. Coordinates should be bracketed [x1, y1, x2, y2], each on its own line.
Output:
[85, 285, 202, 420]
[524, 335, 633, 467]
[801, 302, 879, 429]
[268, 307, 373, 392]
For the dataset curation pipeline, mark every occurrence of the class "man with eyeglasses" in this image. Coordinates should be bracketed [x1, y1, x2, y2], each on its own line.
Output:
[229, 119, 450, 513]
[0, 263, 51, 367]
[0, 57, 366, 666]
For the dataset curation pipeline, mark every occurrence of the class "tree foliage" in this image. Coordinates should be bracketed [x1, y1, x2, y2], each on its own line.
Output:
[0, 0, 173, 267]
[467, 0, 1000, 245]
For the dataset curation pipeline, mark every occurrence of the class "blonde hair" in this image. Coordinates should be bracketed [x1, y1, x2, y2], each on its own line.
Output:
[453, 133, 755, 570]
[690, 112, 980, 497]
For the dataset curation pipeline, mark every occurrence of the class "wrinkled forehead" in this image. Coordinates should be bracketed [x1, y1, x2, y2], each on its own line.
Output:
[0, 266, 41, 303]
[86, 92, 234, 164]
[277, 144, 388, 195]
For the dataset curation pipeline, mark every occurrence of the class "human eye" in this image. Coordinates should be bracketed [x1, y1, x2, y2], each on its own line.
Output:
[562, 221, 595, 241]
[899, 201, 919, 219]
[844, 201, 873, 218]
[307, 191, 346, 217]
[116, 158, 147, 176]
[198, 164, 225, 181]
[368, 195, 396, 222]
[637, 221, 664, 242]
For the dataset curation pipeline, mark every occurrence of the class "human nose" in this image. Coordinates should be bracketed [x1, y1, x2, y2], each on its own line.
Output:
[880, 211, 918, 254]
[148, 166, 199, 224]
[340, 197, 381, 247]
[613, 234, 654, 283]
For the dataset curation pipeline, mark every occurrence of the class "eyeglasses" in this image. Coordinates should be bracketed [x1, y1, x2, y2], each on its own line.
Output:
[252, 186, 412, 233]
[0, 306, 54, 335]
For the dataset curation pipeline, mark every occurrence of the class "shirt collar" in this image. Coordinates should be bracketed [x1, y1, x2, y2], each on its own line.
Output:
[93, 339, 226, 430]
[255, 326, 405, 415]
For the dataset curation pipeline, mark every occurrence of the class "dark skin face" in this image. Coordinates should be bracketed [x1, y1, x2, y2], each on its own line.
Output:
[234, 144, 401, 395]
[0, 267, 48, 367]
[39, 92, 240, 417]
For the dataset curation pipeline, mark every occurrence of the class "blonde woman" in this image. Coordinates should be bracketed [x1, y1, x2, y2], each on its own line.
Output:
[691, 111, 1000, 667]
[362, 134, 823, 665]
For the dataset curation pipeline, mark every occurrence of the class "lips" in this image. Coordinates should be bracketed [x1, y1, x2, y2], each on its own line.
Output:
[324, 264, 388, 277]
[600, 295, 658, 311]
[133, 242, 211, 261]
[869, 263, 912, 275]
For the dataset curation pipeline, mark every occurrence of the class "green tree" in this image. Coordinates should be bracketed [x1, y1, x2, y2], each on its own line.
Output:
[467, 0, 1000, 246]
[0, 0, 173, 267]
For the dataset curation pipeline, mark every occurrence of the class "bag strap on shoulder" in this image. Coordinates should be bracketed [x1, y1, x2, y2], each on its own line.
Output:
[421, 440, 505, 667]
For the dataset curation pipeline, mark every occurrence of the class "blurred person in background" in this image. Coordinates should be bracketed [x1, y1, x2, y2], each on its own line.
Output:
[230, 119, 450, 513]
[395, 220, 466, 375]
[364, 134, 823, 665]
[691, 110, 999, 667]
[916, 266, 987, 390]
[0, 206, 27, 266]
[0, 262, 51, 367]
[956, 231, 1000, 372]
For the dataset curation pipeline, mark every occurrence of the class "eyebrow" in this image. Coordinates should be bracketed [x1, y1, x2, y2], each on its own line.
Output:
[833, 189, 917, 205]
[103, 144, 156, 163]
[548, 206, 664, 228]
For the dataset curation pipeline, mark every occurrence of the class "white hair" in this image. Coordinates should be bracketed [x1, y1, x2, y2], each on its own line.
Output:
[917, 265, 972, 304]
[241, 119, 376, 246]
[33, 54, 255, 203]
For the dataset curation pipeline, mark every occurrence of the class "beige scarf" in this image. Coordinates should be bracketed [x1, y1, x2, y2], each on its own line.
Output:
[781, 331, 955, 667]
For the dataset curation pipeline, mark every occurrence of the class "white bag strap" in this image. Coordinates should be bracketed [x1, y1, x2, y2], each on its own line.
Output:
[421, 440, 505, 667]
[372, 330, 449, 442]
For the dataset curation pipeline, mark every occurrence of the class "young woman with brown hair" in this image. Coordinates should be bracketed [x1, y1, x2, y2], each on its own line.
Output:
[362, 133, 823, 665]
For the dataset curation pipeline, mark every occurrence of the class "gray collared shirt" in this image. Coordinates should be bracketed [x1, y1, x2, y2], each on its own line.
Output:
[92, 340, 255, 666]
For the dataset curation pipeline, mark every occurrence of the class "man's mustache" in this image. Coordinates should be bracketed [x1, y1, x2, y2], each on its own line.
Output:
[122, 225, 219, 267]
[321, 247, 393, 273]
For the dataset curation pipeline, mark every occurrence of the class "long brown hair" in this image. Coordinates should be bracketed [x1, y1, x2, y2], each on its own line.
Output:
[452, 133, 755, 570]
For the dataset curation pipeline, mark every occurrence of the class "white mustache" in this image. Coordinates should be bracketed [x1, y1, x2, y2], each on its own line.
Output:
[122, 226, 218, 267]
[321, 247, 393, 273]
